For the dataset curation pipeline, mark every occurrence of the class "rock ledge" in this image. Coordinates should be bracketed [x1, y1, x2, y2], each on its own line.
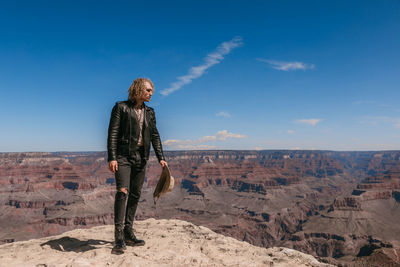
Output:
[0, 218, 332, 267]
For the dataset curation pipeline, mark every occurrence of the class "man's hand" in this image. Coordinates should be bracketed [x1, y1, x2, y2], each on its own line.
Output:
[109, 160, 118, 173]
[159, 160, 168, 168]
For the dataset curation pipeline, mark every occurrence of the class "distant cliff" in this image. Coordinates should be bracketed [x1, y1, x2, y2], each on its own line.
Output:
[1, 150, 400, 266]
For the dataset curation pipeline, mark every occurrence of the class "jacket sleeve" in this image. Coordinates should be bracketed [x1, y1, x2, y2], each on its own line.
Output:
[150, 110, 165, 162]
[107, 103, 121, 162]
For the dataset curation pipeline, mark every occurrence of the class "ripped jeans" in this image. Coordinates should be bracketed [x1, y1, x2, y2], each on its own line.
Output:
[114, 146, 146, 231]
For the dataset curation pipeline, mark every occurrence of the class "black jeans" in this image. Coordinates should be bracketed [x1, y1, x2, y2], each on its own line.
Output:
[114, 147, 146, 230]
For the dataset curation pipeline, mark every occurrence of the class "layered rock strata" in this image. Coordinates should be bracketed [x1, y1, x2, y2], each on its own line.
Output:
[1, 150, 400, 266]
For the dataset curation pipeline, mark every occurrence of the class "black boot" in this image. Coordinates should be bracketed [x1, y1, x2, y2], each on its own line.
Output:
[111, 228, 126, 255]
[124, 227, 145, 246]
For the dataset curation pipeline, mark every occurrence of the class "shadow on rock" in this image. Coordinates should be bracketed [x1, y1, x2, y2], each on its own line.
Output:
[40, 236, 111, 252]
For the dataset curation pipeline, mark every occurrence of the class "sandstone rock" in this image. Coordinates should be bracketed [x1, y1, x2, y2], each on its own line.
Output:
[0, 218, 332, 267]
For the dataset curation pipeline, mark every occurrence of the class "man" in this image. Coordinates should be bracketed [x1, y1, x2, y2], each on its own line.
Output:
[107, 78, 167, 255]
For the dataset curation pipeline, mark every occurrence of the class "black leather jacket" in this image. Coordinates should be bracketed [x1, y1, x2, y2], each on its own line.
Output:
[107, 100, 165, 162]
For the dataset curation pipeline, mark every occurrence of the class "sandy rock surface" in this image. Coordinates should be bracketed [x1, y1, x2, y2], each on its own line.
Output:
[0, 218, 332, 267]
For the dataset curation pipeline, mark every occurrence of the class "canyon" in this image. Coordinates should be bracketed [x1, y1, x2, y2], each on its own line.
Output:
[0, 150, 399, 266]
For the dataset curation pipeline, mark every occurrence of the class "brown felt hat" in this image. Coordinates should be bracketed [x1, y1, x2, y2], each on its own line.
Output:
[153, 165, 174, 204]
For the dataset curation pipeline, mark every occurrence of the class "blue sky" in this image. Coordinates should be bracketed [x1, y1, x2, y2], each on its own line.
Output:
[1, 0, 399, 152]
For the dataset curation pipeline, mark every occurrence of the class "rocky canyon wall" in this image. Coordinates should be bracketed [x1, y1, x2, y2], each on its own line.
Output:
[1, 150, 399, 266]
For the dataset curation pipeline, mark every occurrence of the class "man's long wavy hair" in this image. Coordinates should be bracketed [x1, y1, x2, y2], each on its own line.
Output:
[128, 78, 154, 102]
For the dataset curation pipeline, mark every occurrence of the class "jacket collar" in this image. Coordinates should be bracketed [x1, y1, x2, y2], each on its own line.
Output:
[129, 99, 150, 127]
[129, 99, 142, 108]
[129, 99, 151, 111]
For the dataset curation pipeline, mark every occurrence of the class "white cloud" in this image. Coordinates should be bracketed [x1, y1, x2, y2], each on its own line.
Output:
[295, 119, 322, 126]
[352, 100, 376, 105]
[216, 111, 231, 118]
[163, 130, 247, 150]
[257, 58, 314, 71]
[216, 130, 246, 140]
[163, 139, 191, 146]
[287, 130, 295, 134]
[161, 36, 243, 96]
[361, 116, 400, 128]
[169, 144, 217, 150]
[198, 135, 217, 142]
[352, 101, 400, 112]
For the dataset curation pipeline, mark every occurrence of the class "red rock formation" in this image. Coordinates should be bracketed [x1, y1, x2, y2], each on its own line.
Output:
[1, 150, 400, 267]
[332, 197, 362, 210]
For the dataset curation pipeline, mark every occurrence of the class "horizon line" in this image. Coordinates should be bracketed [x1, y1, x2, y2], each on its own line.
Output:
[0, 149, 399, 154]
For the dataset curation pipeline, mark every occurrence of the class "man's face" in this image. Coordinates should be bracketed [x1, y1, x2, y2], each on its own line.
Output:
[139, 81, 154, 102]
